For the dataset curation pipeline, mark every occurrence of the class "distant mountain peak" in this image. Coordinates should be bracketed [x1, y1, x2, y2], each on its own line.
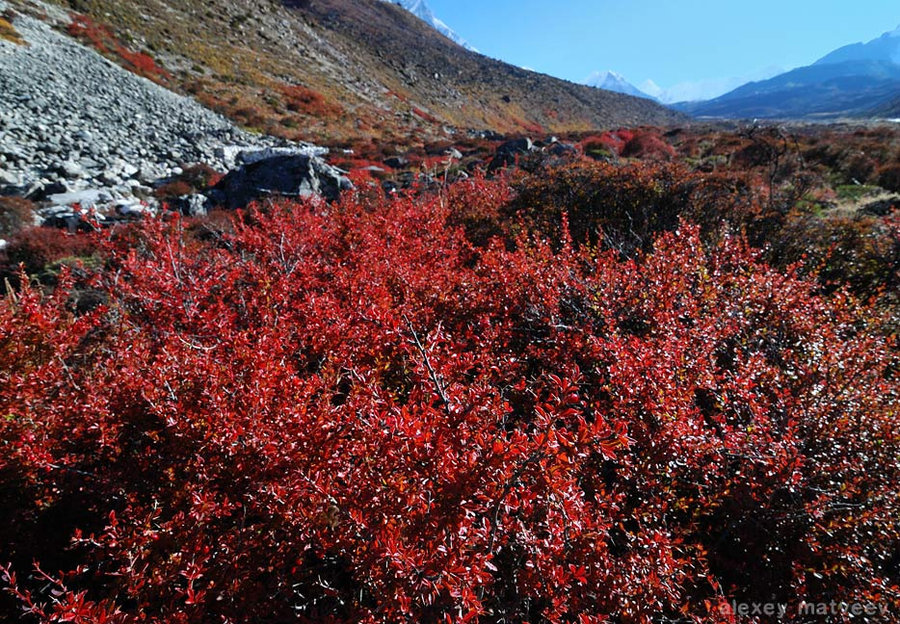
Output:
[585, 70, 655, 100]
[383, 0, 477, 52]
[815, 24, 900, 65]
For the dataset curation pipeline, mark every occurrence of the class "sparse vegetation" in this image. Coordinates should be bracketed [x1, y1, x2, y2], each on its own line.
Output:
[0, 14, 25, 45]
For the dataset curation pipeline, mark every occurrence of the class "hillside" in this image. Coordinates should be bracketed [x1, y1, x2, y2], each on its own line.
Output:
[9, 0, 683, 145]
[874, 96, 900, 117]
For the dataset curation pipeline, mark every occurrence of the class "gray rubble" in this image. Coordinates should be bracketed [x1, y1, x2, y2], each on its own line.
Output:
[0, 0, 333, 225]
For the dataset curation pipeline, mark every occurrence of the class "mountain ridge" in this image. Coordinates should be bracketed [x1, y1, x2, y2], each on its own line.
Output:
[675, 24, 900, 120]
[815, 24, 900, 66]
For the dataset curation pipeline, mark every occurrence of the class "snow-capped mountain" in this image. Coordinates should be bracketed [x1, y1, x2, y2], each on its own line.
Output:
[585, 70, 655, 100]
[383, 0, 477, 52]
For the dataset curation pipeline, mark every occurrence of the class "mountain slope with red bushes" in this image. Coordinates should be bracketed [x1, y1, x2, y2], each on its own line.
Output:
[15, 0, 684, 144]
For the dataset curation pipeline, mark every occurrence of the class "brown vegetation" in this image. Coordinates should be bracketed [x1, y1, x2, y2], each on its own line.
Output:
[0, 14, 25, 44]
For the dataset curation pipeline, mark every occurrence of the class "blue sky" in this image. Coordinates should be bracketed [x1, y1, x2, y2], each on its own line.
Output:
[427, 0, 900, 99]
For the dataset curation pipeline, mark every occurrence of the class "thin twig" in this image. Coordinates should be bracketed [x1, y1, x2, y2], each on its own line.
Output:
[402, 314, 450, 410]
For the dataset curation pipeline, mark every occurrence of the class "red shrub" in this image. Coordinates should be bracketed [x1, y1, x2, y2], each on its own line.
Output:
[877, 163, 900, 193]
[577, 130, 637, 159]
[578, 135, 618, 160]
[66, 13, 169, 83]
[2, 227, 99, 277]
[520, 120, 545, 135]
[116, 48, 170, 81]
[154, 180, 193, 200]
[66, 13, 111, 53]
[411, 107, 440, 124]
[620, 128, 676, 160]
[179, 163, 223, 189]
[0, 183, 897, 623]
[0, 196, 36, 238]
[503, 161, 761, 255]
[279, 84, 340, 118]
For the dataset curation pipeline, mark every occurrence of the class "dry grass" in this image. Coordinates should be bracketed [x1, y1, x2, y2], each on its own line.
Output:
[0, 16, 26, 44]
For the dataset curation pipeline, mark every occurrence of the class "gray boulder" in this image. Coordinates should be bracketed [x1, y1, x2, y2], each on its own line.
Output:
[496, 138, 534, 156]
[488, 137, 536, 172]
[209, 154, 352, 209]
[174, 194, 210, 217]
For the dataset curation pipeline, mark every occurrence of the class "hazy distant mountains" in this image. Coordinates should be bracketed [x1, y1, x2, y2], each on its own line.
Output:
[676, 25, 900, 119]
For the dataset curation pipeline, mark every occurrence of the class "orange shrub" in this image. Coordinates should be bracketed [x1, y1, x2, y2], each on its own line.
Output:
[279, 84, 340, 118]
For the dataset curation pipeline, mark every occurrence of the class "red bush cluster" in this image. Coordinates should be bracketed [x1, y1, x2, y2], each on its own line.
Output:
[66, 13, 169, 83]
[1, 227, 99, 279]
[1, 179, 897, 622]
[412, 107, 440, 125]
[619, 129, 676, 161]
[577, 130, 639, 160]
[279, 84, 341, 118]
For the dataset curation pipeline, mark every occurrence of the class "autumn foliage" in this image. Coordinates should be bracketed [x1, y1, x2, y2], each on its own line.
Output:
[66, 13, 169, 83]
[1, 177, 898, 623]
[279, 84, 341, 118]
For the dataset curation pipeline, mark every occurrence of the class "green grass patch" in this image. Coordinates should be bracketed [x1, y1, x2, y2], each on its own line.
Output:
[835, 184, 880, 202]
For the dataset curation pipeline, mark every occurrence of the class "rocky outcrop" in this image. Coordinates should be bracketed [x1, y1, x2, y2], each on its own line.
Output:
[487, 138, 537, 172]
[209, 152, 352, 209]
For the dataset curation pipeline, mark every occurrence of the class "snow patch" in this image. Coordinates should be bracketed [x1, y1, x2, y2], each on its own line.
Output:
[383, 0, 477, 52]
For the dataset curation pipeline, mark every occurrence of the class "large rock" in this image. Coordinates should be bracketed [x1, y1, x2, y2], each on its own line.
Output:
[173, 193, 210, 217]
[496, 138, 534, 156]
[209, 154, 352, 209]
[488, 137, 536, 172]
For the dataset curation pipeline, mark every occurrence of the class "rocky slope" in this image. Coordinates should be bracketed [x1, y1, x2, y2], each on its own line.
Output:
[0, 0, 327, 226]
[7, 0, 683, 145]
